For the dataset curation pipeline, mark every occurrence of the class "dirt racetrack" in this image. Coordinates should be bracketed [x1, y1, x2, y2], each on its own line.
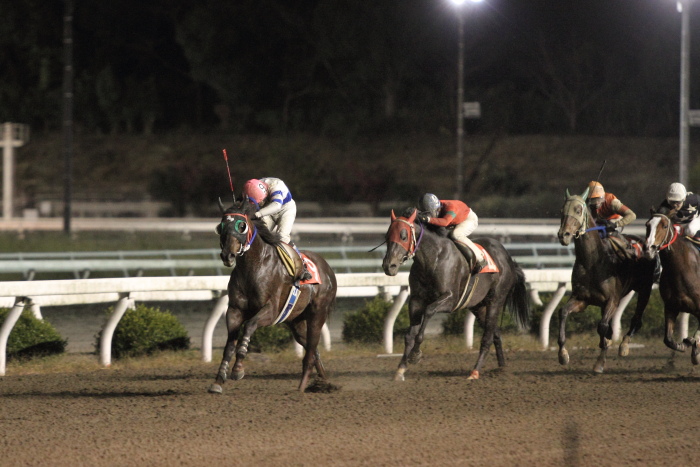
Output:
[2, 340, 700, 467]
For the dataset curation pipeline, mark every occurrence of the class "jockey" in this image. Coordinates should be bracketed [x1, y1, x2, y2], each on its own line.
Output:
[658, 182, 700, 239]
[586, 181, 636, 234]
[242, 177, 312, 282]
[416, 193, 487, 274]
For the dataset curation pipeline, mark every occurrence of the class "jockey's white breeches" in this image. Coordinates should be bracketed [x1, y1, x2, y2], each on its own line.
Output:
[679, 215, 700, 238]
[449, 210, 484, 262]
[260, 200, 297, 244]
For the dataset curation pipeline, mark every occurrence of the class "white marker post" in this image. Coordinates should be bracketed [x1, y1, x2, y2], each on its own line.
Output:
[2, 123, 30, 220]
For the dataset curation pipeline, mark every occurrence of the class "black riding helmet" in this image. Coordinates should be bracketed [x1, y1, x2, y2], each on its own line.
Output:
[419, 193, 441, 217]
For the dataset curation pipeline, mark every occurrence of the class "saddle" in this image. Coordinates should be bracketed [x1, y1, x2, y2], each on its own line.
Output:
[453, 242, 500, 274]
[607, 234, 644, 262]
[275, 243, 320, 284]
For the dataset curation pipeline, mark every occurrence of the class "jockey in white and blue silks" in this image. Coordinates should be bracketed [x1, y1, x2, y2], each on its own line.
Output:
[242, 177, 312, 282]
[243, 177, 296, 243]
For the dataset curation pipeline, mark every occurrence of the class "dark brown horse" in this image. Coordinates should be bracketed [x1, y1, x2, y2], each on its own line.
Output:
[645, 212, 700, 363]
[382, 208, 530, 381]
[208, 199, 337, 393]
[557, 189, 656, 373]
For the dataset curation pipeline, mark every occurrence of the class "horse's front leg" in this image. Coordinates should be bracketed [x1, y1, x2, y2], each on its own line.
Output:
[395, 294, 452, 382]
[558, 297, 587, 365]
[209, 308, 244, 394]
[231, 310, 268, 380]
[593, 301, 618, 374]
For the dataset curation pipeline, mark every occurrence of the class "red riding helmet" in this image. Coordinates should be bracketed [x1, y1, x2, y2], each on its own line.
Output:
[243, 179, 269, 204]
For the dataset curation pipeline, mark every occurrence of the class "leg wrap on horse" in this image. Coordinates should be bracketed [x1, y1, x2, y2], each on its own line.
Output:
[217, 360, 229, 382]
[237, 336, 251, 357]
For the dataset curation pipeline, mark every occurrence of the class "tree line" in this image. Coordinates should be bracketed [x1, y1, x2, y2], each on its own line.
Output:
[1, 0, 698, 138]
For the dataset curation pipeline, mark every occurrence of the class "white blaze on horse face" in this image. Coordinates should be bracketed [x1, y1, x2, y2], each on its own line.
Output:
[646, 217, 661, 249]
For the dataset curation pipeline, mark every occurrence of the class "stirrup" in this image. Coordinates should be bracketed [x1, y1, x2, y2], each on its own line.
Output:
[472, 259, 487, 274]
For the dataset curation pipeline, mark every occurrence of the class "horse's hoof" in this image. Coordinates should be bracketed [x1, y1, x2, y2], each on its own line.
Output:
[407, 350, 422, 365]
[208, 384, 223, 394]
[558, 349, 570, 365]
[619, 336, 631, 357]
[593, 361, 605, 374]
[467, 370, 479, 380]
[232, 370, 245, 380]
[394, 369, 405, 382]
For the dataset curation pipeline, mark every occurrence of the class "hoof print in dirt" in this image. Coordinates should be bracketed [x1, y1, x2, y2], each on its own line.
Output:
[304, 379, 341, 393]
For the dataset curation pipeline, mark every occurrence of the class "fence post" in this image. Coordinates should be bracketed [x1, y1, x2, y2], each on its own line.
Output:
[382, 286, 409, 354]
[100, 293, 131, 366]
[0, 297, 27, 376]
[539, 282, 567, 350]
[202, 292, 228, 362]
[464, 311, 476, 349]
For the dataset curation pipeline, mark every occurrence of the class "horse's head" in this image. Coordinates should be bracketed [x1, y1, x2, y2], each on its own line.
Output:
[382, 208, 418, 276]
[215, 200, 257, 267]
[557, 187, 590, 246]
[645, 213, 675, 260]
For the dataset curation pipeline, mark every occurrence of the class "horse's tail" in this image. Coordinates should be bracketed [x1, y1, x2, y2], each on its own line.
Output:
[506, 262, 531, 331]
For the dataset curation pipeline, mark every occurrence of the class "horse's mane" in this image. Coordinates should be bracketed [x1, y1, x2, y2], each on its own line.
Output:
[401, 206, 449, 238]
[223, 199, 283, 245]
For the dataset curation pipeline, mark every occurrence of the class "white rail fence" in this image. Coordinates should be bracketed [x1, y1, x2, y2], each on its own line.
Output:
[0, 269, 675, 376]
[0, 243, 576, 280]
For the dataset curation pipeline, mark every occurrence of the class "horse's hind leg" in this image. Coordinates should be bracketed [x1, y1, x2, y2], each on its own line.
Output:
[298, 319, 324, 391]
[290, 320, 327, 383]
[620, 288, 651, 357]
[468, 306, 495, 380]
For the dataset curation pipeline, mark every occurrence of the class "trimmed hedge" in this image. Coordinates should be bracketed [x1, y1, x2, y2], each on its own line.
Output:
[441, 288, 683, 339]
[95, 304, 190, 358]
[342, 295, 410, 344]
[0, 308, 66, 360]
[249, 325, 294, 352]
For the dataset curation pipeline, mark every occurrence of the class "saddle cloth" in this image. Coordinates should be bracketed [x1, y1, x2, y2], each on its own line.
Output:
[275, 244, 322, 284]
[474, 244, 499, 274]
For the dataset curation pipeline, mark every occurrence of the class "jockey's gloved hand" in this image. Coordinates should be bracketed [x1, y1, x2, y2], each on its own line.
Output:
[604, 220, 617, 232]
[416, 212, 429, 224]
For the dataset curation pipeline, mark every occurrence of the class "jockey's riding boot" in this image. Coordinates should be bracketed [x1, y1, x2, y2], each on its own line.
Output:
[473, 258, 488, 275]
[454, 241, 483, 274]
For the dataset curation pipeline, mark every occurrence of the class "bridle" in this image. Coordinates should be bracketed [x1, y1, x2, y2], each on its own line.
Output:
[217, 213, 258, 256]
[564, 194, 611, 239]
[388, 216, 424, 262]
[649, 213, 678, 251]
[563, 195, 590, 239]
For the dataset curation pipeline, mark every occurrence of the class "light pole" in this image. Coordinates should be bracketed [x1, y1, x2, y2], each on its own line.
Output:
[678, 0, 691, 186]
[450, 0, 482, 200]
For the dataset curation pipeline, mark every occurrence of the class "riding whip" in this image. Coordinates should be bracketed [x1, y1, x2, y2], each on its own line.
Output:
[222, 149, 236, 203]
[594, 159, 606, 183]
